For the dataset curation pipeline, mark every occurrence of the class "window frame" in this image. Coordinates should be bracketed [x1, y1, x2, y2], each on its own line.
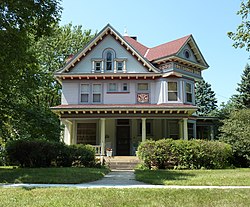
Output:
[108, 83, 118, 92]
[167, 81, 178, 102]
[92, 84, 102, 103]
[185, 82, 193, 103]
[80, 84, 90, 103]
[94, 61, 102, 72]
[117, 61, 124, 71]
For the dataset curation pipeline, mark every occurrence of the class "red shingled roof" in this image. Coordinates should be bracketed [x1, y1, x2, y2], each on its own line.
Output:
[123, 36, 149, 57]
[123, 35, 191, 62]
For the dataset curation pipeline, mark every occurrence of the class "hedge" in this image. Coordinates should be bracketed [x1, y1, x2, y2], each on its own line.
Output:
[137, 139, 233, 169]
[5, 140, 96, 168]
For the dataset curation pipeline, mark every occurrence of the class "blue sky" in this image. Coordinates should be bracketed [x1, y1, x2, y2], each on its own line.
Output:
[60, 0, 249, 105]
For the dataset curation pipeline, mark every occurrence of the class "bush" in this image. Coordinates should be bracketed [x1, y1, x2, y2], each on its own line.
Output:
[69, 144, 96, 167]
[219, 109, 250, 167]
[137, 139, 233, 169]
[5, 140, 96, 168]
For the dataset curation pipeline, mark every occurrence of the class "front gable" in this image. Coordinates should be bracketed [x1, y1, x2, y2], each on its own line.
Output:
[57, 24, 159, 75]
[70, 35, 152, 74]
[176, 36, 208, 68]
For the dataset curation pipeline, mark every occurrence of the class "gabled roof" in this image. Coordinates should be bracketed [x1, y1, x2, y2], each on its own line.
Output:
[146, 35, 191, 61]
[57, 24, 159, 74]
[124, 34, 209, 68]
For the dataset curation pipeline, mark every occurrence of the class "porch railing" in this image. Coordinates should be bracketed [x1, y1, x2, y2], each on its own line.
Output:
[92, 145, 102, 156]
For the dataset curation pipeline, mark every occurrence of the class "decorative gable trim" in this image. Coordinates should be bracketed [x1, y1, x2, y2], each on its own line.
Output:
[57, 24, 159, 74]
[176, 35, 209, 68]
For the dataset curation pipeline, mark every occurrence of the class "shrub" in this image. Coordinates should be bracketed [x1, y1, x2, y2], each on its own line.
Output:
[69, 144, 96, 167]
[137, 139, 233, 169]
[219, 109, 250, 167]
[5, 140, 96, 168]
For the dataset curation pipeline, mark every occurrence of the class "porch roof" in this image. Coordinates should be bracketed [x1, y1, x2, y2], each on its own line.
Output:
[51, 103, 197, 117]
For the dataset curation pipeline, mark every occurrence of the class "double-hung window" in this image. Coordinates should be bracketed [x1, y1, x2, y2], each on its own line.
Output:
[117, 61, 123, 71]
[122, 83, 128, 92]
[106, 51, 113, 71]
[92, 84, 102, 103]
[168, 82, 178, 101]
[94, 61, 101, 72]
[81, 84, 90, 103]
[186, 82, 193, 103]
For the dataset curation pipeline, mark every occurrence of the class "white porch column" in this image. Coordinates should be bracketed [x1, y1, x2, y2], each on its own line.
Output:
[210, 125, 214, 140]
[62, 120, 72, 145]
[183, 118, 188, 140]
[100, 118, 106, 164]
[141, 118, 146, 142]
[178, 120, 183, 139]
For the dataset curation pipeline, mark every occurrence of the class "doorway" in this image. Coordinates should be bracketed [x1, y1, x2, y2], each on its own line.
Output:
[116, 119, 130, 155]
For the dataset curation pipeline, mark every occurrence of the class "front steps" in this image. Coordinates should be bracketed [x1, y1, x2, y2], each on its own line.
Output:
[104, 156, 141, 170]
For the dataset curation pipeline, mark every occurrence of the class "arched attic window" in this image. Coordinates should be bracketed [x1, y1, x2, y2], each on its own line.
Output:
[103, 49, 115, 71]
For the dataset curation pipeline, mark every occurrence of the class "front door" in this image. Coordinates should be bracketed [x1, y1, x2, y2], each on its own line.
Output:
[116, 123, 130, 156]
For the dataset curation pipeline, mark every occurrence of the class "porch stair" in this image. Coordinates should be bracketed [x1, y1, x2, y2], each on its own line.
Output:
[105, 156, 141, 170]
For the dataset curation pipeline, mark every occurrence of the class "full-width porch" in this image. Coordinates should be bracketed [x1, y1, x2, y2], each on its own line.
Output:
[52, 104, 199, 156]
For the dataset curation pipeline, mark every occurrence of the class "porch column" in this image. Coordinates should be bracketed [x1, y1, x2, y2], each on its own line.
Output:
[141, 118, 146, 142]
[210, 125, 214, 140]
[183, 118, 188, 140]
[62, 120, 72, 145]
[178, 120, 183, 139]
[100, 118, 106, 164]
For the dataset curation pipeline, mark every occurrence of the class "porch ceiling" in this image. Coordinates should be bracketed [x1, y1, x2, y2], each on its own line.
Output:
[51, 104, 197, 117]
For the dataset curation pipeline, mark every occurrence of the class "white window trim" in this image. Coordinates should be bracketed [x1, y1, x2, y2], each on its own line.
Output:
[167, 81, 179, 102]
[184, 81, 194, 104]
[108, 83, 118, 92]
[80, 84, 90, 103]
[92, 84, 102, 103]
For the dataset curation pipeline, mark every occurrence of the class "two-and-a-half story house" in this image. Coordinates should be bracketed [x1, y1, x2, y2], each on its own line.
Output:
[51, 24, 211, 156]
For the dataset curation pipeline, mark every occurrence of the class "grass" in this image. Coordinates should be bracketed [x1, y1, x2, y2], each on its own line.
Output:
[0, 166, 109, 184]
[135, 168, 250, 186]
[0, 188, 249, 207]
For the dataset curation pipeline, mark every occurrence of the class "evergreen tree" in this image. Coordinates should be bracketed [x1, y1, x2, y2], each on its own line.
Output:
[233, 64, 250, 108]
[195, 79, 218, 116]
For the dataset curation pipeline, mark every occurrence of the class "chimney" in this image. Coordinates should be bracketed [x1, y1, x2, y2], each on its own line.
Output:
[65, 54, 74, 63]
[130, 36, 137, 41]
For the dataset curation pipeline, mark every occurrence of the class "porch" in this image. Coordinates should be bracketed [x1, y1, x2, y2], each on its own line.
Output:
[52, 103, 198, 157]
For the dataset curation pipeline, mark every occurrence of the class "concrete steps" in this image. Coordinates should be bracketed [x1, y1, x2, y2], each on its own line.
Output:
[104, 156, 141, 170]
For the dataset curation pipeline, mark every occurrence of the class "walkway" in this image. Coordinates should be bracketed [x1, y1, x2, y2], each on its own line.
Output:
[1, 170, 250, 189]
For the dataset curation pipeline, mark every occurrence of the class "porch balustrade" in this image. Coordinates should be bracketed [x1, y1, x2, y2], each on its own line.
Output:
[92, 145, 102, 155]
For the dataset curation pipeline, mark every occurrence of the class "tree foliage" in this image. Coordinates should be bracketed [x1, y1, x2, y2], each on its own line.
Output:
[219, 109, 250, 167]
[228, 0, 250, 51]
[232, 63, 250, 108]
[0, 0, 62, 141]
[32, 23, 95, 107]
[195, 79, 217, 115]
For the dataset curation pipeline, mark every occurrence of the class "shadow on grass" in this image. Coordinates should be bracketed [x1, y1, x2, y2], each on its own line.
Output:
[135, 169, 196, 185]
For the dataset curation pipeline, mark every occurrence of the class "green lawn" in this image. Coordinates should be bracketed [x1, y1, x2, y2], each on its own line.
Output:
[0, 166, 109, 184]
[135, 168, 250, 186]
[0, 188, 249, 207]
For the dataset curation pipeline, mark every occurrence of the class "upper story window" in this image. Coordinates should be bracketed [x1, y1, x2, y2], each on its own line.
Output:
[137, 83, 149, 103]
[80, 84, 90, 103]
[122, 83, 128, 92]
[108, 83, 117, 92]
[117, 61, 124, 71]
[185, 82, 193, 103]
[168, 82, 178, 101]
[92, 84, 102, 103]
[106, 51, 113, 70]
[94, 61, 101, 72]
[137, 83, 149, 91]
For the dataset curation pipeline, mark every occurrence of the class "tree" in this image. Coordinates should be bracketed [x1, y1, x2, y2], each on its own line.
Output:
[32, 23, 95, 107]
[228, 0, 250, 51]
[232, 63, 250, 108]
[0, 0, 62, 141]
[219, 109, 250, 167]
[195, 79, 218, 115]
